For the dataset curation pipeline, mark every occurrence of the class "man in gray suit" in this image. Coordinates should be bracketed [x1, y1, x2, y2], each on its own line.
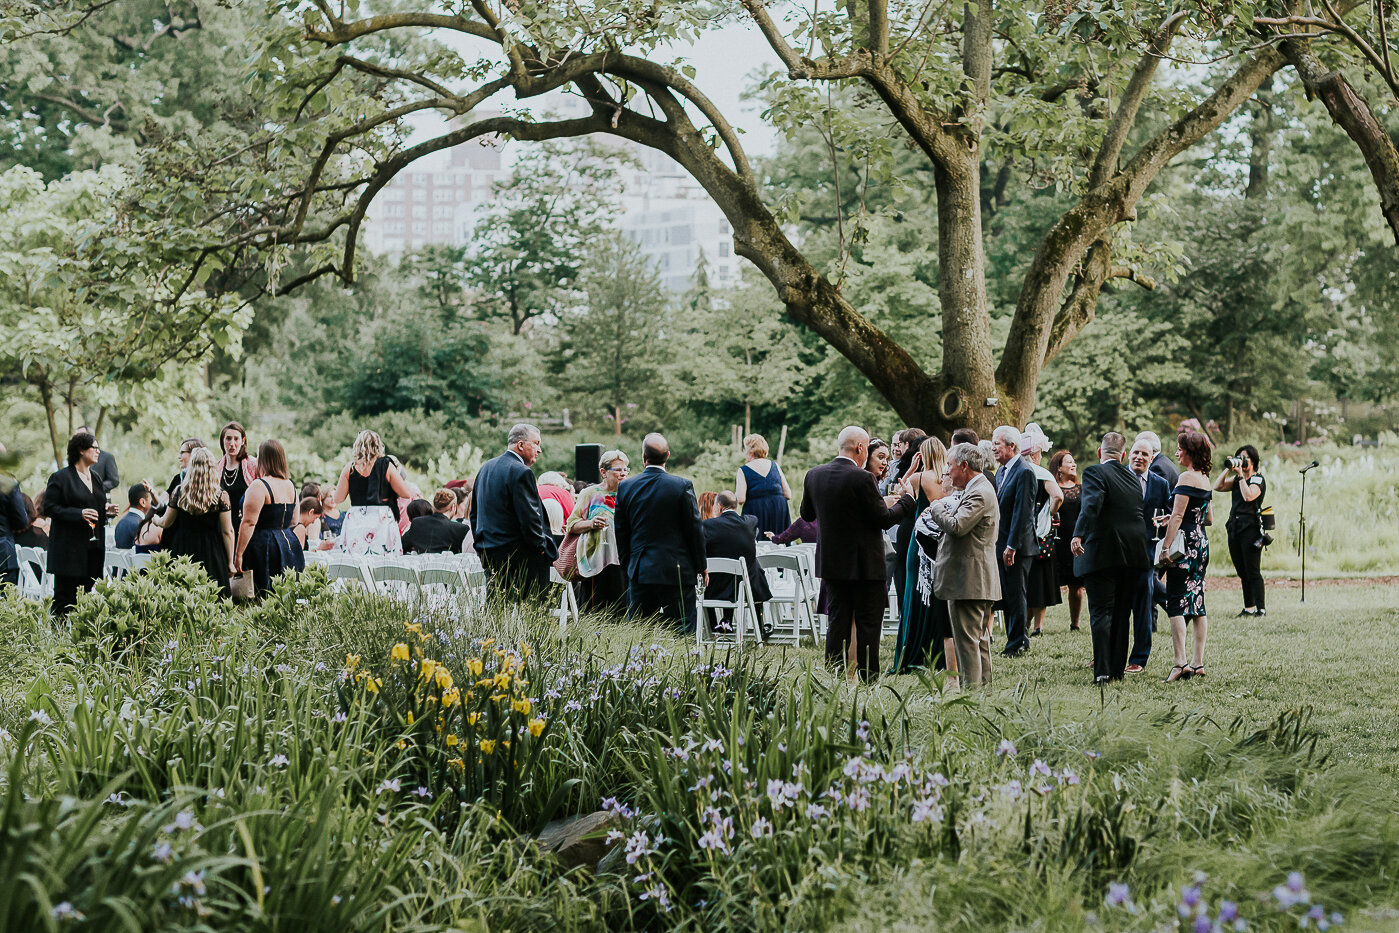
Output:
[927, 442, 1001, 688]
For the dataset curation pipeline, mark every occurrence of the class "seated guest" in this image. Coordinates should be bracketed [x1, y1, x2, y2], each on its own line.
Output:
[293, 496, 334, 551]
[767, 516, 818, 544]
[318, 488, 344, 537]
[402, 489, 471, 555]
[702, 491, 772, 630]
[134, 507, 164, 553]
[537, 472, 575, 539]
[698, 491, 720, 521]
[20, 493, 50, 541]
[114, 483, 152, 549]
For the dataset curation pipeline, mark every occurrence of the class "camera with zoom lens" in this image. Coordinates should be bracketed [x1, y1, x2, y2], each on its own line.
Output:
[1226, 456, 1246, 471]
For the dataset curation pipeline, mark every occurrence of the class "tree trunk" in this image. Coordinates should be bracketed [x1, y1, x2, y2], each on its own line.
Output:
[1246, 76, 1274, 200]
[94, 406, 108, 443]
[38, 380, 61, 467]
[614, 404, 622, 436]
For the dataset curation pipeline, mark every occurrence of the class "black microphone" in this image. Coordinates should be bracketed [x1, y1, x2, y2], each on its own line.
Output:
[1299, 460, 1319, 473]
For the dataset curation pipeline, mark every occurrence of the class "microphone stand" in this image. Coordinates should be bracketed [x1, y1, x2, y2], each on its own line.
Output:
[1298, 460, 1319, 602]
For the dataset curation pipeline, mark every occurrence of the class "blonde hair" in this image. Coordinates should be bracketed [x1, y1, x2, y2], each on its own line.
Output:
[743, 433, 769, 459]
[351, 430, 384, 469]
[179, 447, 223, 514]
[919, 437, 947, 480]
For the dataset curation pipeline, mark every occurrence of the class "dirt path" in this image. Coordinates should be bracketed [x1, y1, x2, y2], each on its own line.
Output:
[1204, 575, 1399, 591]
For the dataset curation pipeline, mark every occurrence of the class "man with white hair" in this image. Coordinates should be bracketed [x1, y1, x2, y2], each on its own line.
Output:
[801, 425, 915, 680]
[1135, 431, 1179, 487]
[990, 424, 1037, 657]
[470, 423, 557, 599]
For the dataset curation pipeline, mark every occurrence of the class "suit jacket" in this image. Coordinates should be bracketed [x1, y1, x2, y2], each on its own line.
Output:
[1137, 469, 1172, 543]
[927, 473, 1001, 602]
[994, 455, 1039, 556]
[1149, 452, 1179, 489]
[114, 510, 142, 549]
[614, 465, 706, 587]
[43, 465, 108, 576]
[468, 450, 557, 559]
[92, 451, 120, 494]
[401, 512, 470, 555]
[800, 456, 914, 582]
[702, 511, 772, 603]
[1072, 459, 1151, 577]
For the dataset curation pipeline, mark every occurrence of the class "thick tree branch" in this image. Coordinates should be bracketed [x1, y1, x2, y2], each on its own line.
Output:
[869, 0, 889, 56]
[303, 10, 496, 44]
[1089, 10, 1187, 187]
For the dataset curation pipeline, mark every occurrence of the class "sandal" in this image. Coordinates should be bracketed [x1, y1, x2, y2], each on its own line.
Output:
[1165, 664, 1190, 683]
[1188, 665, 1206, 679]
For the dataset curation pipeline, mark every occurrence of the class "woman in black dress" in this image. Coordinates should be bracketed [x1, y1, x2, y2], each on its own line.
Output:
[216, 422, 258, 545]
[1161, 431, 1214, 682]
[234, 440, 303, 596]
[1047, 450, 1084, 631]
[1021, 426, 1063, 636]
[43, 432, 114, 616]
[1215, 444, 1267, 617]
[155, 447, 235, 596]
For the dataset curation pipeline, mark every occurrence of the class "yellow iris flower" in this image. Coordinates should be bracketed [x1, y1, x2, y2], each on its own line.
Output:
[479, 739, 496, 755]
[528, 718, 545, 737]
[390, 643, 410, 662]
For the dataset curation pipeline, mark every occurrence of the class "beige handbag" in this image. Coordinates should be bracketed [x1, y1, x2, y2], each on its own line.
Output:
[230, 571, 255, 602]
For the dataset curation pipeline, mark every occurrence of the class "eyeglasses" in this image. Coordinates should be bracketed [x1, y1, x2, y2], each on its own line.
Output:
[608, 466, 629, 474]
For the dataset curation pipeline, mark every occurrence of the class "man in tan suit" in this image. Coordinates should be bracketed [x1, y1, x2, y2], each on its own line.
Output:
[926, 442, 1001, 687]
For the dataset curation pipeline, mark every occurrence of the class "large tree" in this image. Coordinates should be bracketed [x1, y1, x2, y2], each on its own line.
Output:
[14, 0, 1397, 437]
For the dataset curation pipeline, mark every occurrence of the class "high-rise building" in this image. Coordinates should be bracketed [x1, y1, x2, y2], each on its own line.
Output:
[361, 139, 507, 256]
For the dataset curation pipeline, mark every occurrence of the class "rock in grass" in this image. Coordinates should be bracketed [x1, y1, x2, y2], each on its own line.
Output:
[532, 811, 620, 872]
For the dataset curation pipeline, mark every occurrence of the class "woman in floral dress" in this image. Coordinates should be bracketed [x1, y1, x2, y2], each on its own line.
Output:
[1160, 431, 1214, 682]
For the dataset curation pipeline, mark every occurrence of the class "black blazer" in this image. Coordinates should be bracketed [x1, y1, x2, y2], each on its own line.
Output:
[1139, 469, 1172, 543]
[702, 511, 772, 603]
[994, 456, 1039, 556]
[614, 466, 706, 587]
[800, 457, 913, 582]
[92, 451, 120, 493]
[1072, 459, 1151, 576]
[43, 466, 108, 576]
[401, 512, 469, 555]
[468, 451, 556, 558]
[1149, 452, 1180, 489]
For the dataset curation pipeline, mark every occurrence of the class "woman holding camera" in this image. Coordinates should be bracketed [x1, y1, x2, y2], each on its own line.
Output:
[1214, 444, 1267, 617]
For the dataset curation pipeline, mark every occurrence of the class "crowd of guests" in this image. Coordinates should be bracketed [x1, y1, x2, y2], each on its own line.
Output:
[0, 419, 1272, 687]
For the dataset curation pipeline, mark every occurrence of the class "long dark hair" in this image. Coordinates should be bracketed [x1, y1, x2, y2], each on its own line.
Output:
[1178, 431, 1213, 474]
[1234, 445, 1261, 471]
[1048, 449, 1077, 483]
[220, 422, 249, 461]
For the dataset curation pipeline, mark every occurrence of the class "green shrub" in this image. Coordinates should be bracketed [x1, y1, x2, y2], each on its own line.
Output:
[68, 554, 225, 648]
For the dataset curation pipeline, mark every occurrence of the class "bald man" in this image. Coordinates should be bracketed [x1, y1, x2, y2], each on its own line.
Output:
[801, 426, 915, 681]
[614, 433, 707, 632]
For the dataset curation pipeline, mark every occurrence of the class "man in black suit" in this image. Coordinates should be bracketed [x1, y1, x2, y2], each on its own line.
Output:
[75, 426, 120, 493]
[469, 424, 557, 600]
[991, 425, 1037, 657]
[1135, 431, 1180, 488]
[801, 425, 915, 681]
[1070, 432, 1151, 683]
[403, 488, 470, 555]
[614, 433, 707, 632]
[1127, 438, 1172, 672]
[702, 491, 772, 632]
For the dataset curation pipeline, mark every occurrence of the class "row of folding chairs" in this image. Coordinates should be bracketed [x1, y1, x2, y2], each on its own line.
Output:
[697, 546, 826, 653]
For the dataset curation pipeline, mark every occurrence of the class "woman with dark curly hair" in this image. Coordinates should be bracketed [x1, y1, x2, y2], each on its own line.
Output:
[43, 432, 115, 615]
[1160, 431, 1214, 682]
[1214, 444, 1267, 617]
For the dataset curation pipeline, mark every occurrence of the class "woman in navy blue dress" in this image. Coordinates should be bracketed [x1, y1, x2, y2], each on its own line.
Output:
[233, 440, 304, 596]
[735, 433, 791, 539]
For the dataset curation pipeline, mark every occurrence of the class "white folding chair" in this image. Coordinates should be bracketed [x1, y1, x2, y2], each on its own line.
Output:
[16, 546, 45, 599]
[882, 580, 901, 637]
[370, 559, 420, 600]
[758, 551, 819, 644]
[549, 567, 579, 630]
[104, 549, 134, 579]
[129, 552, 154, 573]
[698, 557, 762, 650]
[326, 557, 376, 593]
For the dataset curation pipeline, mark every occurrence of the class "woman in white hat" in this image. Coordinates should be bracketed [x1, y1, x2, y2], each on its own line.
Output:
[1021, 423, 1064, 637]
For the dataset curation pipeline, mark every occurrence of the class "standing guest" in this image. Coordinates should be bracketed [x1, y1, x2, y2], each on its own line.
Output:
[990, 425, 1037, 657]
[216, 422, 259, 542]
[1127, 438, 1173, 673]
[0, 447, 25, 589]
[1069, 433, 1151, 683]
[1021, 424, 1064, 637]
[386, 455, 420, 535]
[801, 426, 915, 681]
[926, 442, 1000, 688]
[44, 432, 113, 615]
[566, 450, 629, 612]
[952, 427, 997, 644]
[615, 433, 707, 632]
[890, 437, 952, 676]
[470, 424, 556, 599]
[234, 440, 303, 596]
[538, 471, 575, 542]
[75, 426, 120, 493]
[888, 430, 927, 617]
[736, 433, 792, 539]
[1136, 431, 1180, 488]
[865, 438, 891, 484]
[1047, 450, 1085, 631]
[1161, 432, 1214, 682]
[333, 430, 414, 556]
[154, 447, 234, 596]
[1215, 445, 1267, 618]
[402, 489, 471, 555]
[114, 483, 153, 550]
[167, 438, 206, 500]
[702, 491, 773, 631]
[698, 491, 720, 521]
